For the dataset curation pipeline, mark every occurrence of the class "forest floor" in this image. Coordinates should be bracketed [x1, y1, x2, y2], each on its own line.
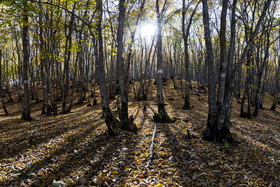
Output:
[0, 80, 280, 186]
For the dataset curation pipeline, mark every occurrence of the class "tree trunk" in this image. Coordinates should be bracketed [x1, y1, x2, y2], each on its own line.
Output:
[21, 0, 31, 120]
[215, 0, 272, 142]
[202, 0, 218, 141]
[240, 49, 252, 118]
[254, 32, 269, 117]
[216, 0, 237, 142]
[39, 0, 46, 114]
[271, 38, 280, 110]
[153, 0, 172, 123]
[217, 0, 229, 108]
[116, 0, 129, 129]
[182, 1, 199, 109]
[67, 47, 79, 113]
[5, 53, 13, 103]
[61, 4, 75, 114]
[0, 50, 8, 116]
[95, 0, 121, 136]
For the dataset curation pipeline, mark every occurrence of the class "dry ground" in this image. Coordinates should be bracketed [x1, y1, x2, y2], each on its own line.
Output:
[0, 80, 279, 186]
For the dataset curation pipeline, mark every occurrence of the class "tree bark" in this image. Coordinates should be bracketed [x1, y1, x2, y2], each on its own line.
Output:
[39, 0, 46, 114]
[254, 31, 269, 117]
[116, 0, 130, 129]
[61, 3, 75, 114]
[271, 29, 280, 110]
[95, 0, 120, 136]
[153, 0, 172, 123]
[21, 0, 31, 120]
[216, 0, 237, 142]
[202, 0, 217, 140]
[217, 0, 229, 108]
[0, 50, 8, 116]
[182, 0, 198, 110]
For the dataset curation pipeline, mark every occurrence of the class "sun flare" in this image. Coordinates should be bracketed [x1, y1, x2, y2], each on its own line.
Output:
[139, 23, 157, 39]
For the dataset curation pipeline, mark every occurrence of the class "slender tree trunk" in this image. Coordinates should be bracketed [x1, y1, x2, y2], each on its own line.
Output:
[78, 45, 85, 104]
[61, 4, 75, 114]
[153, 0, 172, 122]
[271, 42, 280, 110]
[21, 0, 31, 120]
[182, 0, 198, 109]
[67, 48, 79, 112]
[95, 0, 120, 136]
[34, 48, 39, 103]
[217, 0, 229, 108]
[5, 53, 13, 103]
[254, 32, 269, 117]
[271, 77, 279, 111]
[39, 0, 46, 114]
[116, 0, 129, 129]
[216, 0, 237, 142]
[215, 0, 272, 142]
[0, 50, 8, 115]
[202, 0, 217, 140]
[240, 49, 252, 118]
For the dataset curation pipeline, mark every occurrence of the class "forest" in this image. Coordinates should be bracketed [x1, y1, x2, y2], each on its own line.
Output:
[0, 0, 280, 186]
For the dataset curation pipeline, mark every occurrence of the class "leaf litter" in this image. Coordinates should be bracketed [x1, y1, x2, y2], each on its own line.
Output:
[0, 80, 279, 186]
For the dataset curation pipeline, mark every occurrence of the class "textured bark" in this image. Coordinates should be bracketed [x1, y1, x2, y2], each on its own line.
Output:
[39, 0, 46, 114]
[216, 0, 272, 142]
[5, 55, 13, 103]
[78, 51, 85, 105]
[240, 49, 252, 118]
[34, 49, 39, 103]
[153, 0, 172, 123]
[67, 42, 79, 113]
[202, 0, 217, 140]
[95, 0, 120, 136]
[0, 50, 8, 116]
[182, 0, 198, 110]
[21, 1, 31, 120]
[254, 32, 269, 117]
[216, 0, 237, 142]
[217, 0, 229, 108]
[61, 3, 75, 114]
[271, 30, 280, 110]
[116, 0, 129, 129]
[14, 37, 22, 102]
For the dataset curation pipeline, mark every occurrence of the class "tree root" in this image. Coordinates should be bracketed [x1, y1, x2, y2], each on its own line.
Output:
[153, 112, 174, 123]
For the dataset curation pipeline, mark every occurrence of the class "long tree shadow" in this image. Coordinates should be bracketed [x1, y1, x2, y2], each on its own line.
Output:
[137, 103, 149, 130]
[156, 123, 193, 186]
[224, 129, 280, 185]
[1, 120, 104, 186]
[157, 121, 280, 186]
[0, 101, 97, 132]
[0, 99, 45, 118]
[2, 124, 143, 186]
[233, 122, 280, 150]
[164, 97, 206, 133]
[84, 132, 141, 186]
[0, 109, 103, 160]
[0, 104, 101, 134]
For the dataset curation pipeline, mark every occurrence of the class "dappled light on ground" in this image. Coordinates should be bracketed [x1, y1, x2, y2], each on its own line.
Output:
[0, 80, 280, 186]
